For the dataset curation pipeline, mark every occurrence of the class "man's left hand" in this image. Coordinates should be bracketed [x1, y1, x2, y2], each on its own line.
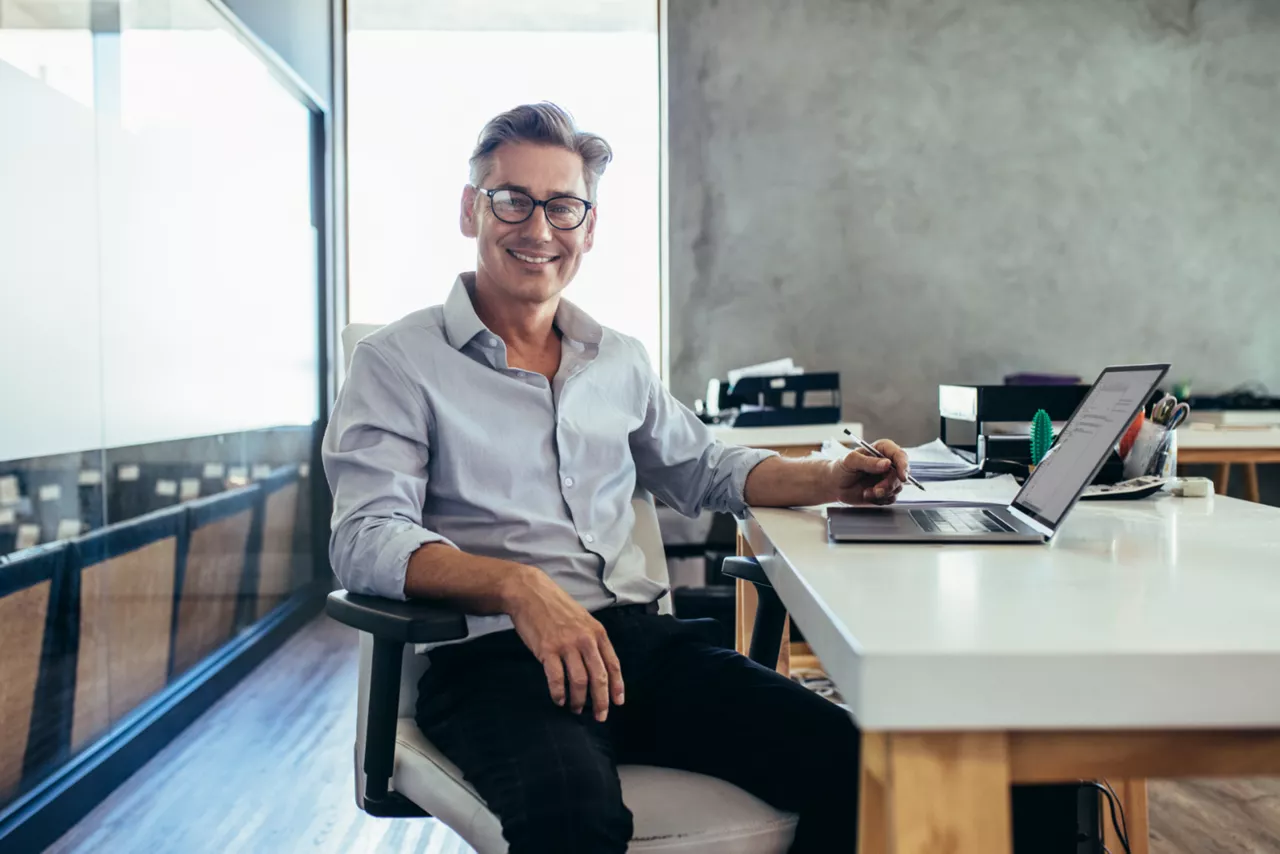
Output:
[830, 439, 910, 505]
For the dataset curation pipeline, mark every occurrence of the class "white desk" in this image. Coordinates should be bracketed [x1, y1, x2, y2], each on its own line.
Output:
[1177, 426, 1280, 502]
[739, 494, 1280, 854]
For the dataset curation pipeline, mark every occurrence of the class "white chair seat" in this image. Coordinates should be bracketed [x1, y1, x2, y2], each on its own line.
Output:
[391, 718, 798, 853]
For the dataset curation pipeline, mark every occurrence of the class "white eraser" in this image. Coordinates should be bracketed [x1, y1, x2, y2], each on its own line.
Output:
[0, 476, 19, 505]
[252, 464, 272, 480]
[203, 463, 226, 479]
[228, 466, 249, 482]
[1172, 477, 1213, 498]
[180, 478, 201, 500]
[119, 465, 141, 482]
[39, 484, 62, 502]
[79, 469, 103, 486]
[57, 519, 83, 539]
[0, 508, 15, 525]
[155, 479, 178, 497]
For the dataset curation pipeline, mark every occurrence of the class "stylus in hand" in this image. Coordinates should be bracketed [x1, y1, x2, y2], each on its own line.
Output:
[843, 428, 926, 491]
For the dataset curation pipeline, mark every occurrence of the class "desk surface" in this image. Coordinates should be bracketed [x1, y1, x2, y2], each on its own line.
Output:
[710, 422, 864, 449]
[1178, 426, 1280, 449]
[742, 494, 1280, 731]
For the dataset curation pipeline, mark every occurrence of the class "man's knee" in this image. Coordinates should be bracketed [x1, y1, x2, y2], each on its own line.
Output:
[786, 697, 861, 794]
[501, 773, 633, 854]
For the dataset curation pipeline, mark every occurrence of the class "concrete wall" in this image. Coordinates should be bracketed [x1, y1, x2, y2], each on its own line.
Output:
[668, 0, 1280, 444]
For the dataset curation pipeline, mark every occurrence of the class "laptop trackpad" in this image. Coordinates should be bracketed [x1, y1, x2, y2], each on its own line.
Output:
[828, 507, 914, 535]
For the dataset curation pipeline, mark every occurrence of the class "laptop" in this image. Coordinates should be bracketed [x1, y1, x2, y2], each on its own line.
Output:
[828, 364, 1170, 544]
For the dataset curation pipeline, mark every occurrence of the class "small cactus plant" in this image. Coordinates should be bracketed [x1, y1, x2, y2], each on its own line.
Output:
[1030, 409, 1053, 466]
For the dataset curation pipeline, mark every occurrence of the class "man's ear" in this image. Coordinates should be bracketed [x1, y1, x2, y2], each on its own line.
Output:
[460, 185, 479, 238]
[583, 205, 598, 253]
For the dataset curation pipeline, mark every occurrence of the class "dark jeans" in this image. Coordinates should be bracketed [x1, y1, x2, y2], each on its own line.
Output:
[416, 605, 860, 854]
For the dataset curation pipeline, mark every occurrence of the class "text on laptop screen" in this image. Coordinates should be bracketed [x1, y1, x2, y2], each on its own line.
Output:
[1012, 367, 1166, 529]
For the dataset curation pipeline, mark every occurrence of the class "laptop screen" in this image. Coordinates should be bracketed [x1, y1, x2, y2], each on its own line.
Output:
[1010, 364, 1169, 532]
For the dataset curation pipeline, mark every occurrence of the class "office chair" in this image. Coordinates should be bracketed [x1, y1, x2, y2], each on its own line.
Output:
[326, 324, 798, 853]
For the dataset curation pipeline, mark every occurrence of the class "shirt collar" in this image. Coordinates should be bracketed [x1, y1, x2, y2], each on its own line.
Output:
[442, 272, 603, 352]
[443, 273, 488, 351]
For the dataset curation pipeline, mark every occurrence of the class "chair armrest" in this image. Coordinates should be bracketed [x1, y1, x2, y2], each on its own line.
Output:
[721, 557, 787, 669]
[327, 590, 467, 817]
[721, 555, 772, 588]
[326, 590, 468, 644]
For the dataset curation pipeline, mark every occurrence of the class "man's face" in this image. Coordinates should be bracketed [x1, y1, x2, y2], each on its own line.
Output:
[461, 142, 596, 306]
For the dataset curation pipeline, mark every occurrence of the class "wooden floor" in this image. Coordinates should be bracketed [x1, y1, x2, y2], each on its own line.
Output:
[49, 616, 472, 854]
[50, 616, 1280, 854]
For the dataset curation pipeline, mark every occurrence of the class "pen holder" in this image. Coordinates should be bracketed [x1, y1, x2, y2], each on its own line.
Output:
[1123, 420, 1177, 479]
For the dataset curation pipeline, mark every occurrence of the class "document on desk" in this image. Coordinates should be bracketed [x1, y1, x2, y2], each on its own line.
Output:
[825, 474, 1021, 511]
[903, 439, 982, 481]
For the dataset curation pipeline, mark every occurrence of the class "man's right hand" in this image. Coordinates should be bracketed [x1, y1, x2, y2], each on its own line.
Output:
[504, 567, 625, 722]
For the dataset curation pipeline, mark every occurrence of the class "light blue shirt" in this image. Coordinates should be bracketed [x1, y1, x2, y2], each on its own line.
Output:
[322, 273, 776, 642]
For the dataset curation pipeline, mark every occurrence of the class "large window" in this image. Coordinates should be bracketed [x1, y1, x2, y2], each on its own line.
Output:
[347, 2, 661, 365]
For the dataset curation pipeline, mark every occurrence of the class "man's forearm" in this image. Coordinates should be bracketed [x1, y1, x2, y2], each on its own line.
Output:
[743, 455, 839, 508]
[404, 542, 540, 613]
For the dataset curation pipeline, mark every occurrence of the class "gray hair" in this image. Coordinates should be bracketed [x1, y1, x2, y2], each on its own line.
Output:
[468, 102, 613, 201]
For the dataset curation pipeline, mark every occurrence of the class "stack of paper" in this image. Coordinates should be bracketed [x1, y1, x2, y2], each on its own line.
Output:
[726, 357, 804, 386]
[904, 439, 982, 481]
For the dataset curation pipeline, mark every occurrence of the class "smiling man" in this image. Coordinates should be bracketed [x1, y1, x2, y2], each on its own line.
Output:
[323, 102, 909, 854]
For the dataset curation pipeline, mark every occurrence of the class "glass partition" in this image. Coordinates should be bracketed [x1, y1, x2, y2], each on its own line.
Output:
[0, 0, 324, 812]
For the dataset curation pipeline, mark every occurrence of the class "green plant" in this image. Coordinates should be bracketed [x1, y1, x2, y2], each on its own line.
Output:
[1031, 409, 1053, 466]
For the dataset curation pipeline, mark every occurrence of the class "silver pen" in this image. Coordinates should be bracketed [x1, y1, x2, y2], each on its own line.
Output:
[843, 428, 925, 491]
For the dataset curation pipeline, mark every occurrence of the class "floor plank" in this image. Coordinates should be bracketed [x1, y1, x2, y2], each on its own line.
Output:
[1150, 778, 1280, 854]
[49, 616, 472, 854]
[48, 615, 1280, 853]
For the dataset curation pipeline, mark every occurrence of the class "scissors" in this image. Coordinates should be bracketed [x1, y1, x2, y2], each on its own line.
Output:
[1151, 394, 1179, 424]
[1151, 394, 1189, 428]
[1164, 403, 1190, 429]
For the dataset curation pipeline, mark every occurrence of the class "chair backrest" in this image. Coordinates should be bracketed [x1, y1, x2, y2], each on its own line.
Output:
[341, 323, 383, 374]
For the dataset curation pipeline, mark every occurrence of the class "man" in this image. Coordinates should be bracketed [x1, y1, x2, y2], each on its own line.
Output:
[323, 102, 910, 853]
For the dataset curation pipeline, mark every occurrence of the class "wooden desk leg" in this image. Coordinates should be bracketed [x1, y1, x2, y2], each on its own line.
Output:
[1214, 463, 1232, 497]
[859, 732, 889, 854]
[884, 733, 1013, 854]
[1102, 778, 1150, 854]
[1243, 463, 1261, 503]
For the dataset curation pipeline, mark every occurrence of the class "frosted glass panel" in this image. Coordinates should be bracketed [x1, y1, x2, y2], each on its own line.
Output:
[0, 31, 103, 462]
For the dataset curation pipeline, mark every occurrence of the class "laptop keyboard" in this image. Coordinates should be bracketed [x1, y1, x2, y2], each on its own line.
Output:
[911, 508, 1011, 534]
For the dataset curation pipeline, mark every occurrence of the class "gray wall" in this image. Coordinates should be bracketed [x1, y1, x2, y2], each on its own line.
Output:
[668, 0, 1280, 444]
[225, 0, 333, 105]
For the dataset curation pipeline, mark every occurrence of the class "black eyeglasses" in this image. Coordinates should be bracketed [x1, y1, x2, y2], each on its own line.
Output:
[477, 187, 593, 231]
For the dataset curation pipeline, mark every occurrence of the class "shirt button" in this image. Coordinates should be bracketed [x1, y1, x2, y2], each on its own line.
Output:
[487, 336, 498, 347]
[583, 533, 595, 544]
[563, 476, 574, 487]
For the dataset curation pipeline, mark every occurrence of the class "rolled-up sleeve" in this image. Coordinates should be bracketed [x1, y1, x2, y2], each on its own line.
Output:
[628, 354, 776, 518]
[322, 341, 455, 600]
